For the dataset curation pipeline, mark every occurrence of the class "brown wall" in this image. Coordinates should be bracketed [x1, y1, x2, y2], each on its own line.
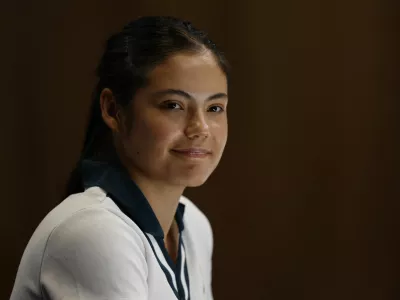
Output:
[1, 1, 398, 299]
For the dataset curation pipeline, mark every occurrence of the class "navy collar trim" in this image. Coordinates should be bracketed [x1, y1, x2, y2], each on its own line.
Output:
[81, 159, 185, 238]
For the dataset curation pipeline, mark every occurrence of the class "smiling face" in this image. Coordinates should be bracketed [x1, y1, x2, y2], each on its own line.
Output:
[116, 51, 228, 187]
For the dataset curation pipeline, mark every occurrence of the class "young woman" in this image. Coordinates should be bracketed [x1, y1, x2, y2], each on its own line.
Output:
[10, 16, 229, 300]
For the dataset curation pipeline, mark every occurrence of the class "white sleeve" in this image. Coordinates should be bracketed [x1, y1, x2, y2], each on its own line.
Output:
[40, 208, 148, 299]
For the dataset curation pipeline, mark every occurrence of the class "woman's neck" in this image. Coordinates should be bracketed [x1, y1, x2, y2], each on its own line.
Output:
[114, 148, 184, 238]
[133, 174, 184, 237]
[137, 176, 183, 262]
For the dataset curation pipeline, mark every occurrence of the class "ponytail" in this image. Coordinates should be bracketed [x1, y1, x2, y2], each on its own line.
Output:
[63, 87, 107, 199]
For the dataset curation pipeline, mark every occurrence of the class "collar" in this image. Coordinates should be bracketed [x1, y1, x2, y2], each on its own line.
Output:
[81, 159, 185, 238]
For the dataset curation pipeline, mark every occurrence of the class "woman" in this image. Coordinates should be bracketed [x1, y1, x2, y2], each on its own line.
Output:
[10, 16, 229, 300]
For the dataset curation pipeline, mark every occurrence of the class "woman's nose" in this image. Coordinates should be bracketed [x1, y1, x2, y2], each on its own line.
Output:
[184, 112, 210, 140]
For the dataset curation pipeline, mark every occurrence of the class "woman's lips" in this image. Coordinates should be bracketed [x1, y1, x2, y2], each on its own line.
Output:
[171, 148, 212, 158]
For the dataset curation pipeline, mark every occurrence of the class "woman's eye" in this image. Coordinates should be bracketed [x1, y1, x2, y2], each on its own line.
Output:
[163, 101, 183, 110]
[208, 105, 224, 113]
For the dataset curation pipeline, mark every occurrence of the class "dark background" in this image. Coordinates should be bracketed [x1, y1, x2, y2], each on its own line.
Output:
[1, 1, 398, 299]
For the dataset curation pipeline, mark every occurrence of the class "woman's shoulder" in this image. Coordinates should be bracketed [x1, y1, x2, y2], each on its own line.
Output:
[13, 188, 149, 299]
[31, 187, 146, 258]
[179, 196, 211, 225]
[179, 195, 213, 250]
[42, 187, 137, 233]
[43, 195, 147, 258]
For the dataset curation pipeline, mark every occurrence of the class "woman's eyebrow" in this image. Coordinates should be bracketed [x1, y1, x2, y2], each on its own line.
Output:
[154, 89, 228, 101]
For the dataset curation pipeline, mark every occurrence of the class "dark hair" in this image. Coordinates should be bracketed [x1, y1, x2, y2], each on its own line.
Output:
[64, 16, 229, 199]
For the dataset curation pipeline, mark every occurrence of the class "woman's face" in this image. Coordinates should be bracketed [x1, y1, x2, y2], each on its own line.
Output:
[120, 51, 228, 187]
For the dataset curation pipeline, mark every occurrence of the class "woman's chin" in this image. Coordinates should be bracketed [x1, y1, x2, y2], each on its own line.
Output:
[186, 179, 207, 188]
[173, 173, 211, 188]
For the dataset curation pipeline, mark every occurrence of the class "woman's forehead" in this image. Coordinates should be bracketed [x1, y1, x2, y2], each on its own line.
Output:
[146, 52, 227, 94]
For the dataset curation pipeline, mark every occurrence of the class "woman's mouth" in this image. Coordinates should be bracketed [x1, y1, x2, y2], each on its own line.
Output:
[171, 148, 212, 158]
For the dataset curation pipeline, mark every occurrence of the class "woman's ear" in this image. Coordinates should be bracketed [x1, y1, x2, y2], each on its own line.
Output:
[99, 88, 123, 133]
